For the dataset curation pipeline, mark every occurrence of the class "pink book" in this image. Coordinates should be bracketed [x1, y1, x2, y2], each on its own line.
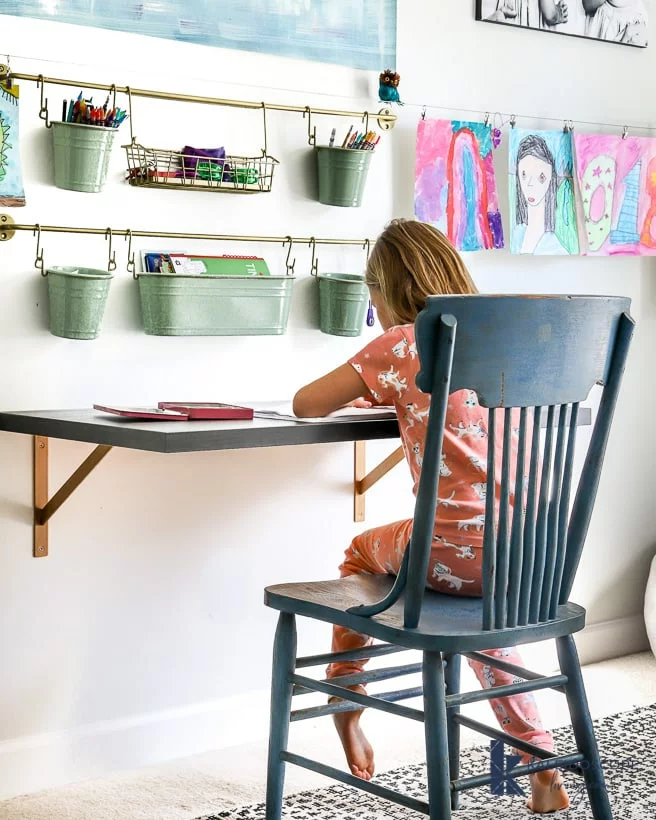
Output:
[93, 404, 189, 421]
[157, 402, 254, 420]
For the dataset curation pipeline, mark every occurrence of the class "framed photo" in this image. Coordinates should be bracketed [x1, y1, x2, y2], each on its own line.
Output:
[476, 0, 648, 48]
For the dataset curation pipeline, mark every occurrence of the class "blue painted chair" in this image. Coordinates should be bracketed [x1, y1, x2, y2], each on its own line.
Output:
[264, 295, 633, 819]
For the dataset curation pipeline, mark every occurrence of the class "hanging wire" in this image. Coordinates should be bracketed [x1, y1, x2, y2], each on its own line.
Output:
[4, 50, 656, 135]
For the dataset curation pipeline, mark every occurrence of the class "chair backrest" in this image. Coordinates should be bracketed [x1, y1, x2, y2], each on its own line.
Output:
[402, 294, 634, 631]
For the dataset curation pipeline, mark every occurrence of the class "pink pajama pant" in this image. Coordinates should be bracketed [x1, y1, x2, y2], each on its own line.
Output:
[327, 519, 553, 757]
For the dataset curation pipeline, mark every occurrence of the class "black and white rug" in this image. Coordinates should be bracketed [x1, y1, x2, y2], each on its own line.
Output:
[201, 704, 656, 819]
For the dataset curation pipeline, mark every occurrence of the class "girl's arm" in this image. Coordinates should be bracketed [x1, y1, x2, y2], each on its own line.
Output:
[293, 364, 370, 418]
[582, 0, 606, 13]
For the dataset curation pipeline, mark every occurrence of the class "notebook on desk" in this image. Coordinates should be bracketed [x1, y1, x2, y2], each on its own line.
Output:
[249, 401, 396, 424]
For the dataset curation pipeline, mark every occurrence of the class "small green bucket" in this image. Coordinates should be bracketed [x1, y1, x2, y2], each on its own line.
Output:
[52, 122, 117, 193]
[318, 273, 368, 337]
[47, 266, 113, 340]
[316, 146, 372, 207]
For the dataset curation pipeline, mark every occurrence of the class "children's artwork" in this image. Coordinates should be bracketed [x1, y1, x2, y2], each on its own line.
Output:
[574, 133, 656, 255]
[509, 128, 579, 255]
[415, 119, 504, 252]
[0, 82, 25, 207]
[1, 1, 396, 71]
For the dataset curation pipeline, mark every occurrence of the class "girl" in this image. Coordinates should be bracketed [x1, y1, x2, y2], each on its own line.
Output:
[583, 0, 648, 46]
[293, 219, 569, 814]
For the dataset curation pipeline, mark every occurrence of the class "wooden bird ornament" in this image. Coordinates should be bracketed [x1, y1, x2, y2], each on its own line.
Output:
[379, 69, 403, 105]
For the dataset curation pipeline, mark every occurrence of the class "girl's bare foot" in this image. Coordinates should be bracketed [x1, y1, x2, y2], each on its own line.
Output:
[330, 688, 375, 781]
[527, 768, 570, 813]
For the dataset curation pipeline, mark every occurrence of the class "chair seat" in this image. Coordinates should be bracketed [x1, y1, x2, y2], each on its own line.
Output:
[265, 574, 586, 653]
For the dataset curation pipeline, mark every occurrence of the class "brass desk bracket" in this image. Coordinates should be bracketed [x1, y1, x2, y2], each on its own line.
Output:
[33, 436, 113, 557]
[353, 442, 404, 522]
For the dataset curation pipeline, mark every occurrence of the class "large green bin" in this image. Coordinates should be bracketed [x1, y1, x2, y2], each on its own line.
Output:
[316, 146, 372, 207]
[318, 273, 367, 337]
[137, 274, 295, 336]
[47, 266, 113, 339]
[52, 122, 116, 193]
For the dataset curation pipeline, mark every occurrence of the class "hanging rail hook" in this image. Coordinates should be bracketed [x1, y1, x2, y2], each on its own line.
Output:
[37, 75, 51, 128]
[125, 229, 137, 278]
[304, 106, 316, 146]
[34, 224, 46, 276]
[109, 83, 117, 112]
[126, 85, 135, 144]
[309, 237, 318, 277]
[105, 228, 117, 272]
[283, 236, 296, 276]
[261, 102, 268, 157]
[362, 111, 370, 135]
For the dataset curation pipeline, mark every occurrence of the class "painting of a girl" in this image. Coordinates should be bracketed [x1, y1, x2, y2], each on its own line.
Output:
[510, 131, 579, 255]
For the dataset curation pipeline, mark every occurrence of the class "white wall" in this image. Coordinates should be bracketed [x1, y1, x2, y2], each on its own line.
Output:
[0, 1, 654, 798]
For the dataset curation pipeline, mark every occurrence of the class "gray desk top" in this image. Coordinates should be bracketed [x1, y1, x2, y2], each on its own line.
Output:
[0, 409, 401, 453]
[0, 406, 591, 455]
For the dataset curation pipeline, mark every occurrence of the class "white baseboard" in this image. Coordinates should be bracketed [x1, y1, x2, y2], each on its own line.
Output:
[0, 614, 649, 800]
[0, 689, 272, 801]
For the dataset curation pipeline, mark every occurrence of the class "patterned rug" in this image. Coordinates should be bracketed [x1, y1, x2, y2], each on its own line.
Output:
[201, 704, 656, 819]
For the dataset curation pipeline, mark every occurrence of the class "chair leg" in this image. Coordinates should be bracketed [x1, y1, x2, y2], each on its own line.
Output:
[556, 635, 613, 820]
[265, 612, 297, 820]
[444, 653, 461, 812]
[423, 651, 452, 820]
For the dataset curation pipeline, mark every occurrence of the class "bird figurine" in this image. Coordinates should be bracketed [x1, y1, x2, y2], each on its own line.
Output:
[379, 69, 403, 105]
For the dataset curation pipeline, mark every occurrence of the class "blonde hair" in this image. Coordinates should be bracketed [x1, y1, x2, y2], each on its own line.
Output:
[365, 219, 478, 326]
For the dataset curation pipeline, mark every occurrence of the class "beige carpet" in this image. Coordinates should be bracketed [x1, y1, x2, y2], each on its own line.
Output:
[1, 652, 654, 820]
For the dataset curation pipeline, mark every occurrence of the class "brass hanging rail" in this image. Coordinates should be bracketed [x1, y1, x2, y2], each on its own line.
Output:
[0, 66, 396, 145]
[0, 216, 371, 246]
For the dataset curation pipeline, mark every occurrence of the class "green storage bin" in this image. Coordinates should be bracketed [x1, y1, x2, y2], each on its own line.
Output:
[316, 146, 372, 207]
[47, 266, 113, 340]
[137, 274, 295, 336]
[52, 122, 117, 193]
[318, 273, 367, 337]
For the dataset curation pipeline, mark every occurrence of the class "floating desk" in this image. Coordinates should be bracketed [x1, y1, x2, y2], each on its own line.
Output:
[0, 406, 591, 558]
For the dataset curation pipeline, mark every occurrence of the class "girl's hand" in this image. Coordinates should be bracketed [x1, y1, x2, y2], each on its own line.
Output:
[343, 397, 373, 409]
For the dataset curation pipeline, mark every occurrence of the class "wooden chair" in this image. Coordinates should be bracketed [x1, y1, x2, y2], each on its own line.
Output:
[264, 295, 633, 819]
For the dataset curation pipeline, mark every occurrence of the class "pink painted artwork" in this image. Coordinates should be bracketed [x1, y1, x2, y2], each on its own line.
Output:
[415, 119, 504, 252]
[574, 133, 656, 255]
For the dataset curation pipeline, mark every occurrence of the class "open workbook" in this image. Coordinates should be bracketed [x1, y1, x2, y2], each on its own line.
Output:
[248, 401, 396, 423]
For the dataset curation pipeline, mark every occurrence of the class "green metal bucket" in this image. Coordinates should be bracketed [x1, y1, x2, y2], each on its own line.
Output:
[318, 273, 368, 337]
[137, 274, 295, 336]
[52, 122, 117, 193]
[316, 146, 372, 207]
[47, 267, 113, 340]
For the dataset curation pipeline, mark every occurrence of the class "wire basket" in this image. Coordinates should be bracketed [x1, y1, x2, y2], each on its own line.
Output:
[124, 143, 279, 193]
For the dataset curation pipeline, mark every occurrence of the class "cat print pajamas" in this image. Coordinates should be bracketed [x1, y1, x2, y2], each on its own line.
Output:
[327, 325, 552, 758]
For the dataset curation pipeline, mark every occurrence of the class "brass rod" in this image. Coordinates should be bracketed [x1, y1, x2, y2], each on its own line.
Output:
[1, 220, 375, 246]
[1, 70, 396, 126]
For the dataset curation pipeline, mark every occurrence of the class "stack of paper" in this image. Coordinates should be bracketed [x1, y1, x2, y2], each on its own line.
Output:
[249, 401, 396, 424]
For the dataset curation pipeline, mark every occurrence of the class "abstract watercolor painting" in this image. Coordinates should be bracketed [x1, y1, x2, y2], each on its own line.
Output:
[509, 128, 579, 255]
[1, 1, 396, 70]
[477, 0, 648, 48]
[0, 83, 25, 207]
[574, 133, 656, 255]
[415, 119, 504, 252]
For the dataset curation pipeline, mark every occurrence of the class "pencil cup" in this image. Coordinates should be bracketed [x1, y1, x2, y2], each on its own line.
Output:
[52, 122, 117, 193]
[46, 266, 113, 340]
[316, 146, 372, 207]
[318, 273, 368, 337]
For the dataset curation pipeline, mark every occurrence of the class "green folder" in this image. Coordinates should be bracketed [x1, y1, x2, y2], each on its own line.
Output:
[170, 254, 271, 276]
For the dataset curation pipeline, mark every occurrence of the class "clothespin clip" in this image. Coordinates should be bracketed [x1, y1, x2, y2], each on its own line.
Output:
[484, 112, 490, 128]
[510, 114, 517, 129]
[421, 105, 426, 121]
[563, 119, 573, 134]
[622, 125, 629, 140]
